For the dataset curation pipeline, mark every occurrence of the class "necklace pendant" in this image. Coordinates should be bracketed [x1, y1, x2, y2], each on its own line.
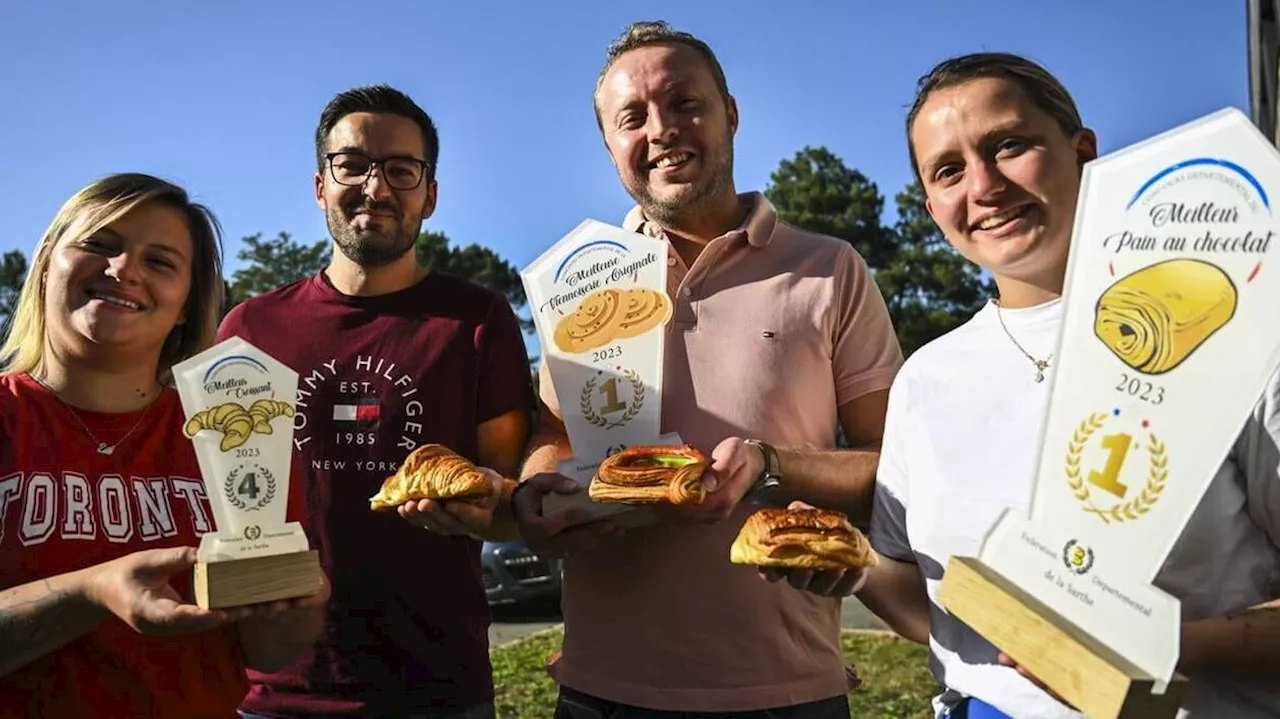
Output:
[97, 443, 114, 455]
[1035, 371, 1045, 383]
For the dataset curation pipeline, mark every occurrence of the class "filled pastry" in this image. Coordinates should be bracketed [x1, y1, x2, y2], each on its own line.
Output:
[369, 444, 494, 511]
[589, 444, 708, 505]
[730, 507, 879, 570]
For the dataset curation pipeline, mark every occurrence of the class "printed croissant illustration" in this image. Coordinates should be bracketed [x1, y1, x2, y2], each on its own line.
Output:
[185, 399, 294, 451]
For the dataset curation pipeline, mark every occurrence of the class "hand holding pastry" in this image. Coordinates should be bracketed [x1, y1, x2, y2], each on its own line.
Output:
[513, 472, 623, 559]
[648, 437, 761, 524]
[370, 444, 503, 538]
[398, 467, 506, 537]
[737, 501, 879, 598]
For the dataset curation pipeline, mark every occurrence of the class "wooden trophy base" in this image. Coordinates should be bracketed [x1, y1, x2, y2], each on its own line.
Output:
[938, 556, 1188, 719]
[194, 550, 321, 610]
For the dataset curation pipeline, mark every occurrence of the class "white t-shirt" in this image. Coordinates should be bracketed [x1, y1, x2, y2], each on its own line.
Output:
[868, 298, 1280, 719]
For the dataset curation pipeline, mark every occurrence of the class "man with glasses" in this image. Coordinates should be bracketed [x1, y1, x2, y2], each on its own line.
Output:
[220, 84, 534, 719]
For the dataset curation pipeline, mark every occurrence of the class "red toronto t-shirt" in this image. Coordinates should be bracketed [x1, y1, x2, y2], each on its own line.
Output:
[0, 373, 251, 718]
[219, 270, 535, 716]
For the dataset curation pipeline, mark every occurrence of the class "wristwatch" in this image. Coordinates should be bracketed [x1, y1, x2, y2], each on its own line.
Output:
[743, 439, 782, 496]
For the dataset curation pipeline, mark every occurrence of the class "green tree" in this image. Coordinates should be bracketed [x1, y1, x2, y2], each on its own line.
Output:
[0, 250, 28, 336]
[764, 145, 894, 270]
[226, 232, 330, 308]
[765, 146, 992, 356]
[415, 230, 533, 333]
[877, 181, 993, 354]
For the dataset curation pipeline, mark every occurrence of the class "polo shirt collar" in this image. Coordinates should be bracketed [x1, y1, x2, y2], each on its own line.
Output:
[621, 192, 779, 248]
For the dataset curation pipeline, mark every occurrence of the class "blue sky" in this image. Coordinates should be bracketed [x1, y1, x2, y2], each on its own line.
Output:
[0, 1, 1250, 353]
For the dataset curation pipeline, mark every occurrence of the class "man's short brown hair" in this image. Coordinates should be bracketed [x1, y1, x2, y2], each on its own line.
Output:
[593, 20, 731, 131]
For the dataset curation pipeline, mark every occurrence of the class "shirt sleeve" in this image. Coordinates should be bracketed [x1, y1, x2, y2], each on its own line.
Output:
[216, 302, 248, 343]
[537, 359, 561, 419]
[1234, 367, 1280, 551]
[475, 295, 536, 424]
[868, 371, 915, 563]
[832, 245, 904, 406]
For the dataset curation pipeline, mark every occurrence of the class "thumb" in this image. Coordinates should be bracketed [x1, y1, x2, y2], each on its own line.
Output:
[701, 473, 720, 493]
[133, 546, 199, 576]
[547, 475, 584, 495]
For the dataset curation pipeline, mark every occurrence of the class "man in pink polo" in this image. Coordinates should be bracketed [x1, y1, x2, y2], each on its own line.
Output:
[514, 20, 903, 718]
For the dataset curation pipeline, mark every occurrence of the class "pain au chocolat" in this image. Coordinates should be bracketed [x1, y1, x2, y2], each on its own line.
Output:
[589, 444, 708, 505]
[369, 444, 494, 511]
[730, 507, 879, 570]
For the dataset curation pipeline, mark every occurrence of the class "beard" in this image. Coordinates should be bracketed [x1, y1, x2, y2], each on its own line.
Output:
[327, 199, 419, 268]
[624, 136, 736, 228]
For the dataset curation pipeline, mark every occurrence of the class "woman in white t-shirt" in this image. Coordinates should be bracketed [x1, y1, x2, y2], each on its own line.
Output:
[767, 53, 1280, 719]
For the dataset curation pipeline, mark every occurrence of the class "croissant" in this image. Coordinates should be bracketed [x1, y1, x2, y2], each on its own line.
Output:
[369, 444, 495, 511]
[588, 444, 708, 505]
[729, 507, 879, 570]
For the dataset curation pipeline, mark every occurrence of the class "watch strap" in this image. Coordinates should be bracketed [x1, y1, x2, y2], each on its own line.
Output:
[743, 439, 782, 493]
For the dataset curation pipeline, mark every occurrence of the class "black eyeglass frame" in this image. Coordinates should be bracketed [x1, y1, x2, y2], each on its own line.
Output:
[323, 151, 433, 190]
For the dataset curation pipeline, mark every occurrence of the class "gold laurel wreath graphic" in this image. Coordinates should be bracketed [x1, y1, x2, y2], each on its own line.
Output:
[224, 467, 276, 512]
[579, 368, 645, 429]
[1065, 413, 1168, 524]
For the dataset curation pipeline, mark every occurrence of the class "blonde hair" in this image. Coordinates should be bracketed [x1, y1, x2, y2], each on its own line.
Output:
[1, 173, 225, 383]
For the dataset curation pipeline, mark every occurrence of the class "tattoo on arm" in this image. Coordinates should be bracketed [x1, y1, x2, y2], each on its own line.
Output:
[0, 575, 104, 678]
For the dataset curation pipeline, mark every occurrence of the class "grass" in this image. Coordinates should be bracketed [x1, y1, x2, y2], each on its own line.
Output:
[491, 626, 939, 718]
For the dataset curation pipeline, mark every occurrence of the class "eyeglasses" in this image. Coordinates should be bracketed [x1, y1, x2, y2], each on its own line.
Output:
[324, 152, 432, 190]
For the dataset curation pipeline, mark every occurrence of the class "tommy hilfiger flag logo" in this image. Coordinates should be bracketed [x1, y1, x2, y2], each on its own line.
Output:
[333, 395, 380, 426]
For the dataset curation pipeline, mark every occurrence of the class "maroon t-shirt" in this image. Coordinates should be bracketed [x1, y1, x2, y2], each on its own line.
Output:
[217, 270, 534, 716]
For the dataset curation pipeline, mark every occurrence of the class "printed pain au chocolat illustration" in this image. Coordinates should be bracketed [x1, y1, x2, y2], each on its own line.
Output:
[1094, 258, 1237, 375]
[553, 286, 672, 353]
[185, 399, 295, 451]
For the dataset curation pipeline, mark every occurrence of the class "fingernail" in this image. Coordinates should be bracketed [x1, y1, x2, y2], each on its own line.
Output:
[702, 477, 719, 492]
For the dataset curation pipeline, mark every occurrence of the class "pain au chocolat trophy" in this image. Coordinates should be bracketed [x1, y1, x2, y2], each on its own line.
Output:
[939, 109, 1280, 718]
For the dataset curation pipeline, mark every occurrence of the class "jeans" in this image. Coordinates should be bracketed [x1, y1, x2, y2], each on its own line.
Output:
[238, 702, 496, 719]
[554, 686, 851, 719]
[948, 698, 1010, 718]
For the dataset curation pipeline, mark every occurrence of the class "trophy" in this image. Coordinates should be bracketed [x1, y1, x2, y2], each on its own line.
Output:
[937, 108, 1280, 718]
[521, 219, 679, 525]
[172, 337, 320, 609]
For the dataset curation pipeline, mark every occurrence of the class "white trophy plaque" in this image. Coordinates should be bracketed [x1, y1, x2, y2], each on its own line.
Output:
[938, 108, 1280, 718]
[522, 219, 680, 523]
[173, 337, 320, 609]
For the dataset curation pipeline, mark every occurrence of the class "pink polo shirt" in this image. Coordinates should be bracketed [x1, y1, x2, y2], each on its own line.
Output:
[539, 193, 903, 711]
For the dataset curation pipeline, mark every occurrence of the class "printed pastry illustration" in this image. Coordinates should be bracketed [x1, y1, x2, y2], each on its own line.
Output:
[553, 287, 671, 353]
[589, 444, 707, 505]
[729, 507, 879, 570]
[1094, 258, 1237, 375]
[369, 444, 495, 511]
[185, 399, 294, 451]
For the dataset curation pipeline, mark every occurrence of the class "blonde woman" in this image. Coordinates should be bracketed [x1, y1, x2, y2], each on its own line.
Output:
[0, 173, 327, 718]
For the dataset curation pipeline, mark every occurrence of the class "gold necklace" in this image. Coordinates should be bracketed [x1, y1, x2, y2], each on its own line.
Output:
[993, 300, 1053, 383]
[31, 373, 158, 455]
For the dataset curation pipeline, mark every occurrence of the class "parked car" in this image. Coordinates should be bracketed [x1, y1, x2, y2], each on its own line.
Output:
[481, 539, 562, 606]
